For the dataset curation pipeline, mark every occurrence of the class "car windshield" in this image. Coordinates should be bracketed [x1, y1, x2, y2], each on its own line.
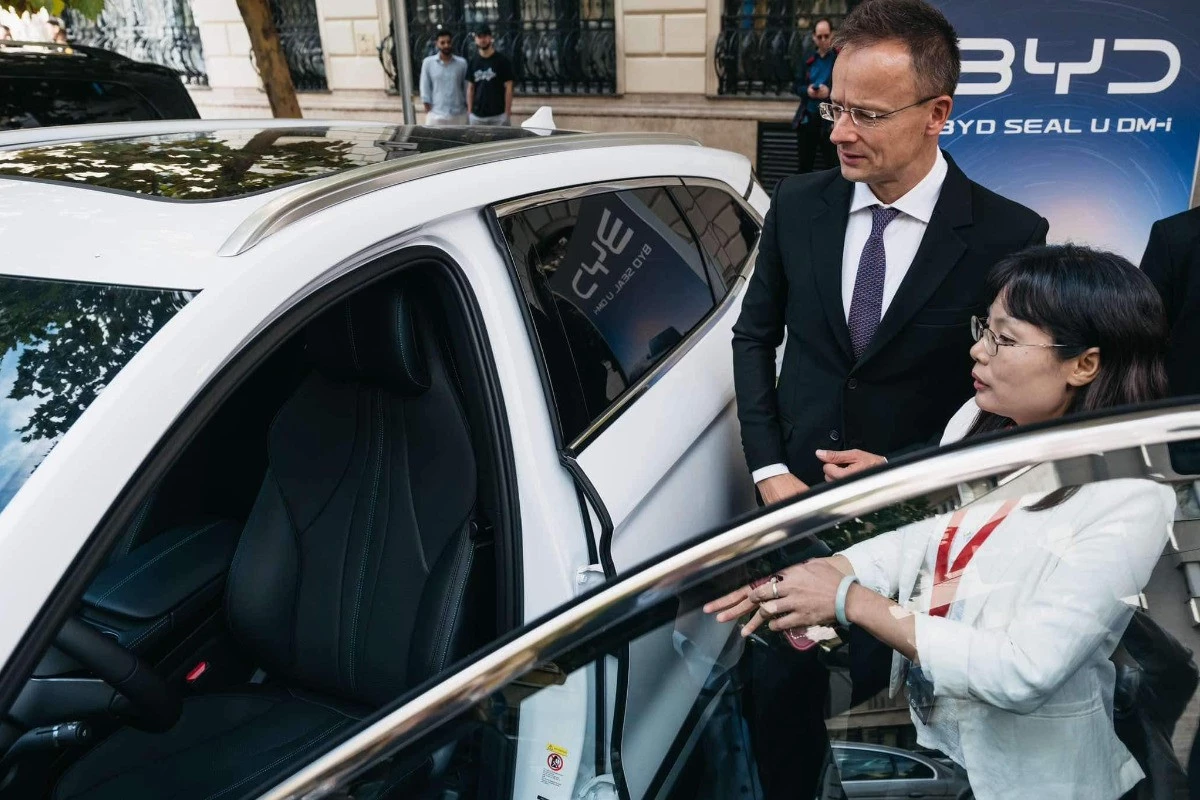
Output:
[0, 125, 569, 200]
[0, 275, 194, 511]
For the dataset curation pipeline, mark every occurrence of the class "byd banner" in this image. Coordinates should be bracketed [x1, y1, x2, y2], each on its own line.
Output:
[932, 0, 1200, 261]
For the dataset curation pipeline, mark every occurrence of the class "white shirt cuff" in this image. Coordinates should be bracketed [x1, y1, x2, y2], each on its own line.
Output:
[914, 613, 970, 699]
[752, 463, 791, 484]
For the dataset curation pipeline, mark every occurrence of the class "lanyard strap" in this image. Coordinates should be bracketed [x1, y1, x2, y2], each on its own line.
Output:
[929, 499, 1019, 618]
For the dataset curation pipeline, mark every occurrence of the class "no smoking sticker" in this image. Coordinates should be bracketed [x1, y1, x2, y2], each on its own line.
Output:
[547, 753, 564, 772]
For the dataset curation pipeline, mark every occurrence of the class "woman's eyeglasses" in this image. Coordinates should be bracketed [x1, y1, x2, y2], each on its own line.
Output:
[970, 316, 1075, 357]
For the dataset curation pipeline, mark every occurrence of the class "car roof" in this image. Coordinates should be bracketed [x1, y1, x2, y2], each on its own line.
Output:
[0, 41, 175, 78]
[0, 119, 713, 289]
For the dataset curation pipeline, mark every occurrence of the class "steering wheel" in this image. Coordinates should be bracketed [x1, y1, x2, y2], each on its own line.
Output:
[54, 617, 181, 732]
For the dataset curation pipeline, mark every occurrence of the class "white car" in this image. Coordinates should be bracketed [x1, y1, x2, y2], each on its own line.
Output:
[239, 401, 1200, 800]
[0, 119, 767, 799]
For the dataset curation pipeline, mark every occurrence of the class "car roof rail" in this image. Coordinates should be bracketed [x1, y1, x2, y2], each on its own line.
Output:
[217, 131, 702, 257]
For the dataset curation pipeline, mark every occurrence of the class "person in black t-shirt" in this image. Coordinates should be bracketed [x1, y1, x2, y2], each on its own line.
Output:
[467, 25, 515, 126]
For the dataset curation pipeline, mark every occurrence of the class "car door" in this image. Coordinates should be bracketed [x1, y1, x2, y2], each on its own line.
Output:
[491, 178, 764, 798]
[257, 399, 1200, 800]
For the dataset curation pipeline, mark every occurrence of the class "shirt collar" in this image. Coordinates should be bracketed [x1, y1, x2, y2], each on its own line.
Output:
[849, 149, 948, 224]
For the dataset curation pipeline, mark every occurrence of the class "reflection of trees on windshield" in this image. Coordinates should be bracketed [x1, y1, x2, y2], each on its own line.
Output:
[0, 130, 360, 199]
[0, 277, 193, 444]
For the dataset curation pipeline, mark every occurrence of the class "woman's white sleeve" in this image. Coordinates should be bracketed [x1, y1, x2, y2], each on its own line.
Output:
[915, 483, 1174, 714]
[840, 527, 907, 598]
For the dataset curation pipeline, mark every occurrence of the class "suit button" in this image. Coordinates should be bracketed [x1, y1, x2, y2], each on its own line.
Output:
[847, 378, 858, 390]
[829, 430, 840, 442]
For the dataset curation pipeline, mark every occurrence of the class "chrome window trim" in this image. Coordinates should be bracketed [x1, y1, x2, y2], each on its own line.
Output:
[259, 401, 1200, 800]
[217, 133, 701, 257]
[492, 176, 762, 453]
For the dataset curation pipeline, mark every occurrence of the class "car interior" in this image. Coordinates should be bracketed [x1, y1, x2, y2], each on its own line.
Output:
[0, 260, 515, 799]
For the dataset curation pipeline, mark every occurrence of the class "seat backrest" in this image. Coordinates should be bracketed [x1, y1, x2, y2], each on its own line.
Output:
[224, 283, 479, 707]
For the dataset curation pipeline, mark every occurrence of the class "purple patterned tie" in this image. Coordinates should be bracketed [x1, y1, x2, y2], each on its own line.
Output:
[848, 205, 901, 359]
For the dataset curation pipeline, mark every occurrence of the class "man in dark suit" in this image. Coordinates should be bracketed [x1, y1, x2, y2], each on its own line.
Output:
[730, 1, 1046, 796]
[734, 0, 1048, 505]
[1141, 207, 1200, 398]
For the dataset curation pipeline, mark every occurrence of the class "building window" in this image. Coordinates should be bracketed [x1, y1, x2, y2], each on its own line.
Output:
[395, 0, 616, 96]
[268, 0, 328, 92]
[715, 0, 850, 96]
[65, 0, 209, 87]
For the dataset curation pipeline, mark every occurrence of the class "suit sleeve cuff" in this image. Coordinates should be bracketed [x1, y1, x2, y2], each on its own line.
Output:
[752, 463, 791, 484]
[915, 613, 970, 699]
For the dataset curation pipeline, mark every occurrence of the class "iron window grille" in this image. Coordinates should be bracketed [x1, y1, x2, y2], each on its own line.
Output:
[65, 0, 208, 86]
[715, 0, 850, 97]
[380, 0, 616, 96]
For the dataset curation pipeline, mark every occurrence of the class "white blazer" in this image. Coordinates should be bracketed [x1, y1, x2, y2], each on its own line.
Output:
[842, 471, 1176, 800]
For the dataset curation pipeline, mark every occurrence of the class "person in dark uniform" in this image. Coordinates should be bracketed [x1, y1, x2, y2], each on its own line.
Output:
[792, 18, 837, 174]
[1140, 206, 1200, 398]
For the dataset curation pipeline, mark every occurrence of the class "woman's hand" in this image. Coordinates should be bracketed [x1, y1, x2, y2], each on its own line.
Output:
[741, 559, 847, 637]
[703, 583, 759, 624]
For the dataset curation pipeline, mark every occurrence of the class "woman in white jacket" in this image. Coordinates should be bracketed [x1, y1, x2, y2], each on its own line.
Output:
[707, 244, 1175, 800]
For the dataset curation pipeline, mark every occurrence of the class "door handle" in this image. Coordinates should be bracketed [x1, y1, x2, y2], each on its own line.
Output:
[907, 794, 924, 798]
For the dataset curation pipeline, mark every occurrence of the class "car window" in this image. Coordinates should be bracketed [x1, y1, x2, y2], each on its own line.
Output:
[835, 749, 893, 780]
[0, 76, 162, 129]
[670, 184, 761, 288]
[499, 185, 720, 443]
[311, 422, 1200, 800]
[0, 276, 194, 512]
[893, 754, 934, 779]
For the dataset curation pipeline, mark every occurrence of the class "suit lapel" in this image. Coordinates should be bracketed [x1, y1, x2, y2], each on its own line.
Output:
[810, 175, 855, 362]
[854, 156, 973, 368]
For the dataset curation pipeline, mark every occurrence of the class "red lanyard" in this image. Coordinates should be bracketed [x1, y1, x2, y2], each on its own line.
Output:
[929, 499, 1020, 618]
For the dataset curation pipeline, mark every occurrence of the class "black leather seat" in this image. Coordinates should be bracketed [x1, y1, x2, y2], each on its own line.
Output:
[55, 285, 482, 800]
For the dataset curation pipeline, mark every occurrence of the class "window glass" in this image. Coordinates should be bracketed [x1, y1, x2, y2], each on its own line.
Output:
[835, 749, 894, 780]
[0, 76, 161, 130]
[323, 429, 1200, 800]
[892, 754, 934, 779]
[671, 184, 760, 288]
[0, 276, 194, 512]
[500, 186, 719, 441]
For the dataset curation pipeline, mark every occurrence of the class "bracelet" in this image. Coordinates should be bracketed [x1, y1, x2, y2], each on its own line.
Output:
[835, 575, 860, 627]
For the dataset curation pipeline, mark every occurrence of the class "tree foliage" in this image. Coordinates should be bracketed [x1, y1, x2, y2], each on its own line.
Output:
[3, 0, 105, 21]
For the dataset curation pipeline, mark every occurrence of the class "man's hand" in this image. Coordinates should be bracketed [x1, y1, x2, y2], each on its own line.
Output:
[817, 449, 886, 482]
[756, 473, 810, 505]
[806, 85, 819, 98]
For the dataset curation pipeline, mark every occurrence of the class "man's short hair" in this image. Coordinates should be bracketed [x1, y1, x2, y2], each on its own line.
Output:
[435, 28, 453, 40]
[834, 0, 961, 98]
[814, 17, 833, 32]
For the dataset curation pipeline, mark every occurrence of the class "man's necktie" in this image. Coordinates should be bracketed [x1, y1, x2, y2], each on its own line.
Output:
[847, 205, 901, 359]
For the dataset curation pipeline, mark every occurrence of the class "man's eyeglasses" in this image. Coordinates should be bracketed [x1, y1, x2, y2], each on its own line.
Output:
[970, 316, 1075, 357]
[818, 95, 939, 128]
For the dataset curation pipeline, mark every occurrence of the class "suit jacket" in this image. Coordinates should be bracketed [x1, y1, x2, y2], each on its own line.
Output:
[1140, 206, 1200, 398]
[841, 479, 1175, 800]
[732, 154, 1048, 485]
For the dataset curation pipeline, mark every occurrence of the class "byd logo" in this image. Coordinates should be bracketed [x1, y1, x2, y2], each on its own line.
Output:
[959, 38, 1180, 95]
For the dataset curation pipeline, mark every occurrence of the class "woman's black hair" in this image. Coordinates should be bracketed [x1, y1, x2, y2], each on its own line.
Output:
[964, 244, 1168, 509]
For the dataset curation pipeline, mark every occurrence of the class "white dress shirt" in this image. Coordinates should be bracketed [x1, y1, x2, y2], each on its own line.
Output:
[752, 150, 950, 484]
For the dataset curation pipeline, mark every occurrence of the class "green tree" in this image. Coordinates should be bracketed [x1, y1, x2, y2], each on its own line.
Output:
[5, 0, 302, 118]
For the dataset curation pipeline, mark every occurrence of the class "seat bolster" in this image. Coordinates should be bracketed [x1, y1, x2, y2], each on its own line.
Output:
[407, 521, 476, 686]
[54, 689, 362, 800]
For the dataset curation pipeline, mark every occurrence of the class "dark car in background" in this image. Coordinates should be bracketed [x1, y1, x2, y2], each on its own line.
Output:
[0, 41, 198, 129]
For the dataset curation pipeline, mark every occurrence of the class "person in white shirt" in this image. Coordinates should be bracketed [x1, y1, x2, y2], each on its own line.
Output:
[419, 29, 468, 126]
[709, 244, 1174, 800]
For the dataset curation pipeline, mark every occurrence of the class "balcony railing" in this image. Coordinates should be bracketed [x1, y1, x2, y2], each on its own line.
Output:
[65, 0, 208, 86]
[715, 0, 849, 97]
[380, 0, 616, 96]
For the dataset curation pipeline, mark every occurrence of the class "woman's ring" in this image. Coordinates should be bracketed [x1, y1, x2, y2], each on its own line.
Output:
[770, 577, 780, 600]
